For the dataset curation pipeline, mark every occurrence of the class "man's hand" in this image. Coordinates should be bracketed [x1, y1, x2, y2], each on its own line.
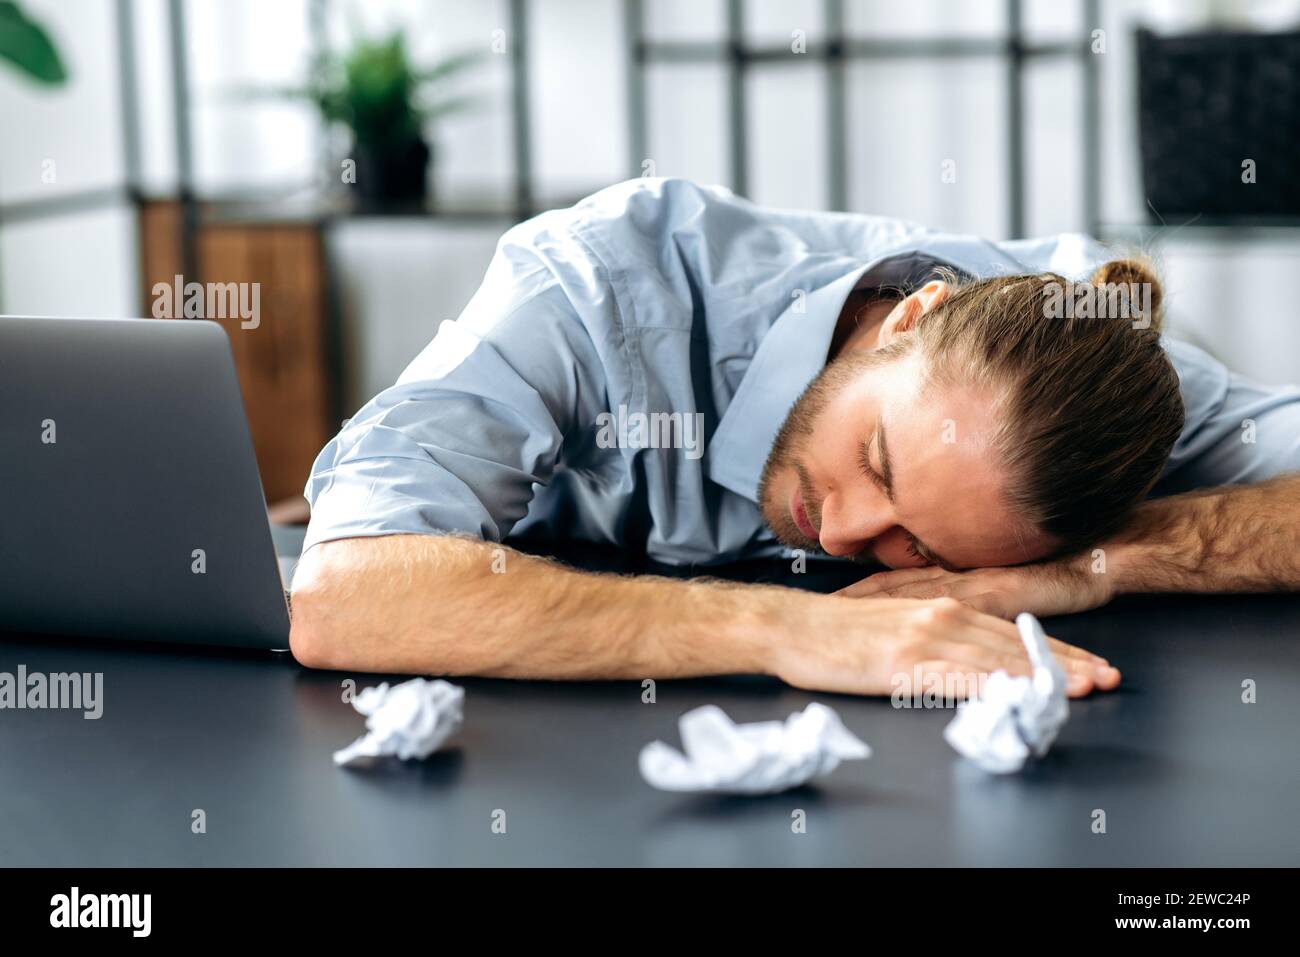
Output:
[835, 555, 1115, 620]
[772, 595, 1120, 698]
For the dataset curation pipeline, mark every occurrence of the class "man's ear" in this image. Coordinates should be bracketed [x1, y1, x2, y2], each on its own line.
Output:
[877, 280, 951, 347]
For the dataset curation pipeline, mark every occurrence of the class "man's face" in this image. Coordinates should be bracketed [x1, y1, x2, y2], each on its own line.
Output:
[757, 347, 1058, 570]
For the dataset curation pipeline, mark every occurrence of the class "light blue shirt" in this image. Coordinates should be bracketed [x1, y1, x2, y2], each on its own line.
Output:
[304, 178, 1300, 564]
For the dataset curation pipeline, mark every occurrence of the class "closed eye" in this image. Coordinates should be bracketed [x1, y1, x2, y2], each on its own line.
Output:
[858, 438, 888, 495]
[858, 441, 875, 480]
[861, 425, 950, 569]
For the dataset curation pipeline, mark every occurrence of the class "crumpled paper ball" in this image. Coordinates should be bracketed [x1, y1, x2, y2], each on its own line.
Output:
[333, 678, 464, 767]
[943, 613, 1069, 774]
[639, 702, 870, 794]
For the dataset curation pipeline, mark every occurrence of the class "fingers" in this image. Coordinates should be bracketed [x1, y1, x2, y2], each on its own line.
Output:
[932, 606, 1121, 697]
[1090, 664, 1122, 691]
[926, 599, 1123, 692]
[957, 606, 1086, 660]
[971, 609, 1109, 669]
[918, 651, 1107, 700]
[853, 573, 1001, 613]
[1046, 635, 1105, 666]
[911, 655, 1097, 701]
[978, 623, 1121, 692]
[1036, 633, 1122, 689]
[838, 566, 949, 598]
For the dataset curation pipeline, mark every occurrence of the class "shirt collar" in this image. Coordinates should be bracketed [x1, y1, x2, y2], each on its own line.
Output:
[706, 236, 1030, 502]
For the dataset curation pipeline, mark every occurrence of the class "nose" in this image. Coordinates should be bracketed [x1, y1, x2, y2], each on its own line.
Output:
[817, 489, 893, 558]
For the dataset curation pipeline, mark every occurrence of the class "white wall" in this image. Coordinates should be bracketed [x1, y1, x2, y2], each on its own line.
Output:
[328, 219, 508, 412]
[0, 0, 126, 205]
[0, 204, 139, 318]
[0, 0, 138, 318]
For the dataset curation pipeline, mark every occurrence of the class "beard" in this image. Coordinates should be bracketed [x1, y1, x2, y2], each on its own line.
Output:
[757, 348, 893, 553]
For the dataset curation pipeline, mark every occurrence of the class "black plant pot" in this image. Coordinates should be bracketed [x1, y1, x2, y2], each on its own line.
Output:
[353, 137, 431, 208]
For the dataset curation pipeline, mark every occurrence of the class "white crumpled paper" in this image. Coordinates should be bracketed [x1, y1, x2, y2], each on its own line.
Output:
[943, 612, 1069, 774]
[639, 702, 870, 794]
[333, 678, 464, 767]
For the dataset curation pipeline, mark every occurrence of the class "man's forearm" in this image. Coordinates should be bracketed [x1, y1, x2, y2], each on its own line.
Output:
[288, 534, 796, 677]
[1108, 474, 1300, 594]
[289, 533, 1120, 695]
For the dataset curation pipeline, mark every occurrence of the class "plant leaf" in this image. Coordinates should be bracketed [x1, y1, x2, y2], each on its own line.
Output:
[0, 1, 68, 84]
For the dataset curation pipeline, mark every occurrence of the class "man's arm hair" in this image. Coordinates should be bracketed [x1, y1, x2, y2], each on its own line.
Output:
[288, 534, 787, 678]
[1109, 473, 1300, 594]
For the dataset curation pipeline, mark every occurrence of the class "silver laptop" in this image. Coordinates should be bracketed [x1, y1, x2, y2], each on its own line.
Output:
[0, 315, 291, 649]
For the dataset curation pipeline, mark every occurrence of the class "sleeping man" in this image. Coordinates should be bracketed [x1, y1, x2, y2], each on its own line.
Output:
[289, 178, 1300, 697]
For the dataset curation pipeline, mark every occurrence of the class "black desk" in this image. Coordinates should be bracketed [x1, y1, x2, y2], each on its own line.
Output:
[1, 528, 1297, 866]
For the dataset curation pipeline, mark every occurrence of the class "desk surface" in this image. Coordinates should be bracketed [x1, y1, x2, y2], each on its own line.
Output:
[1, 529, 1298, 866]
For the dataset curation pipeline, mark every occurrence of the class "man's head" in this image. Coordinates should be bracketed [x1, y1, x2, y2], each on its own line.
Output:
[757, 258, 1185, 569]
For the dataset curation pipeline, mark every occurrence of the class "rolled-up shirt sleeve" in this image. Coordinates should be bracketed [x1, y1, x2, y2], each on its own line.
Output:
[303, 254, 610, 551]
[1154, 338, 1300, 496]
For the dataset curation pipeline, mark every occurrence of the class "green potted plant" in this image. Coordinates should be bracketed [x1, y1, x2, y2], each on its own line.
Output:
[287, 30, 482, 207]
[0, 1, 68, 84]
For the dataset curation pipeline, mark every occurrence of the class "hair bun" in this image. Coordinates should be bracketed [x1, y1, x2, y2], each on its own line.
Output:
[1090, 257, 1164, 329]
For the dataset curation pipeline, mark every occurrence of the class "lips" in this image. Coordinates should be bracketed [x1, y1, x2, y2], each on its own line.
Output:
[790, 486, 818, 540]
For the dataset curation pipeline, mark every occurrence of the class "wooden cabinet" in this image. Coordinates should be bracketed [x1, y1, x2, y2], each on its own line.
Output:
[138, 200, 335, 508]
